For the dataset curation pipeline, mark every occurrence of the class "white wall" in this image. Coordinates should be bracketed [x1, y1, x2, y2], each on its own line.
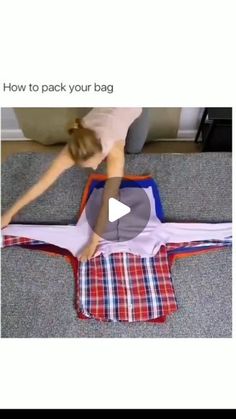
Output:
[1, 108, 24, 139]
[1, 107, 203, 141]
[177, 107, 203, 139]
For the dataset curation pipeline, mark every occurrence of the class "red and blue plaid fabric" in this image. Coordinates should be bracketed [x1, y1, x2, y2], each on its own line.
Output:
[2, 236, 175, 322]
[3, 235, 46, 247]
[79, 250, 177, 322]
[2, 175, 231, 323]
[2, 235, 230, 323]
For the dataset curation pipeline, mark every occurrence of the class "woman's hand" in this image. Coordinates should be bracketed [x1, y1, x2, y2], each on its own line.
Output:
[1, 211, 13, 229]
[78, 240, 99, 262]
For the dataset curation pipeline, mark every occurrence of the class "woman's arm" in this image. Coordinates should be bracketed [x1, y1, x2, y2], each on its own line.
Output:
[1, 146, 74, 228]
[79, 141, 125, 261]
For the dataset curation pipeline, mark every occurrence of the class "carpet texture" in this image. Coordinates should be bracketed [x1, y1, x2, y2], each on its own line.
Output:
[1, 152, 232, 338]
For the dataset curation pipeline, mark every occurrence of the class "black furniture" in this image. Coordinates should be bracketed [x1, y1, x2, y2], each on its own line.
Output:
[195, 108, 232, 151]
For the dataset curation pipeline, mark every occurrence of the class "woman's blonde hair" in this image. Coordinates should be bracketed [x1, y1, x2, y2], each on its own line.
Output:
[67, 118, 102, 163]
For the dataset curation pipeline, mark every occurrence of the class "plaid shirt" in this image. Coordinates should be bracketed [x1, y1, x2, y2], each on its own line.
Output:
[2, 175, 231, 323]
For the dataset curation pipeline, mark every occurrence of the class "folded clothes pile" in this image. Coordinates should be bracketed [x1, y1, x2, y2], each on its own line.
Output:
[2, 175, 232, 323]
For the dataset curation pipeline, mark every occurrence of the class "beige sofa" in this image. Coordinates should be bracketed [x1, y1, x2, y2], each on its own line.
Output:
[14, 108, 181, 145]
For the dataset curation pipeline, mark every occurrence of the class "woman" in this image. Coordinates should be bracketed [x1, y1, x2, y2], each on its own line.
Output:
[1, 108, 149, 261]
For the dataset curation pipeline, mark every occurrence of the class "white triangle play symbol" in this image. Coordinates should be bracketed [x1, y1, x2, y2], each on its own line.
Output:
[108, 197, 131, 222]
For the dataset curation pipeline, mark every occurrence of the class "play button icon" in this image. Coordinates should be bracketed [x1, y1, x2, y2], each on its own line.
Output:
[85, 177, 151, 242]
[108, 198, 131, 222]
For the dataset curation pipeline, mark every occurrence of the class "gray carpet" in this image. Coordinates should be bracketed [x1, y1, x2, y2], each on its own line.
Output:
[1, 152, 232, 338]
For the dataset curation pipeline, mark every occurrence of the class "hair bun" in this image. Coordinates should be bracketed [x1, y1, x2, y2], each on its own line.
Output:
[68, 118, 83, 135]
[75, 118, 84, 128]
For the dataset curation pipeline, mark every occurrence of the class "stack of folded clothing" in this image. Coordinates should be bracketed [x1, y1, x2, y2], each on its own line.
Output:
[2, 174, 232, 323]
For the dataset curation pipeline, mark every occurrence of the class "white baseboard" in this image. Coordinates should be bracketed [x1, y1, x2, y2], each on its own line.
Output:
[1, 131, 196, 142]
[151, 137, 195, 142]
[177, 129, 197, 139]
[1, 129, 28, 140]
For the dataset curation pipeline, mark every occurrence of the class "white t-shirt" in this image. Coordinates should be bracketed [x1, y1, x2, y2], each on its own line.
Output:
[82, 107, 142, 156]
[2, 186, 232, 257]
